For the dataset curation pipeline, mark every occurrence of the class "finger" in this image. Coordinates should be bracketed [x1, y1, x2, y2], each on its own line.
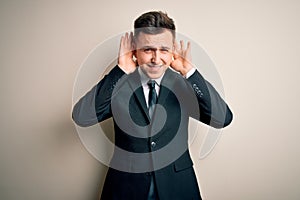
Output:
[186, 41, 191, 54]
[124, 32, 130, 49]
[130, 32, 135, 50]
[173, 40, 177, 49]
[186, 41, 191, 50]
[127, 32, 131, 46]
[129, 32, 133, 40]
[120, 35, 124, 45]
[173, 41, 179, 58]
[180, 40, 184, 50]
[119, 36, 124, 54]
[186, 41, 192, 63]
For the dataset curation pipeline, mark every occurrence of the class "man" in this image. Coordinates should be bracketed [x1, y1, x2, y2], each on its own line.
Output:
[72, 11, 233, 200]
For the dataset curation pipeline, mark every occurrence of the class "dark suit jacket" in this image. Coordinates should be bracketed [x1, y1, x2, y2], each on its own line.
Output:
[72, 66, 233, 200]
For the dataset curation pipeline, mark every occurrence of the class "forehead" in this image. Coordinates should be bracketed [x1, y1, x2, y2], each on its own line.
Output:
[135, 30, 173, 48]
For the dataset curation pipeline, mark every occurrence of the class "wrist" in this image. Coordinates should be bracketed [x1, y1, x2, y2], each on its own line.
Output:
[117, 64, 136, 74]
[180, 66, 193, 77]
[180, 68, 188, 76]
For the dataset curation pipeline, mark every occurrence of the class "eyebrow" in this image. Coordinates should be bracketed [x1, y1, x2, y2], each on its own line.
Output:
[141, 46, 171, 50]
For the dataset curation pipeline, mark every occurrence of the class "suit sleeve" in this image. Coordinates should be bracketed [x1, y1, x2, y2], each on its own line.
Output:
[72, 66, 126, 127]
[186, 70, 233, 128]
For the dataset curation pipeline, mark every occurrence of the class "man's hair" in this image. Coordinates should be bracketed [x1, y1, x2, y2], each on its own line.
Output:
[134, 11, 176, 38]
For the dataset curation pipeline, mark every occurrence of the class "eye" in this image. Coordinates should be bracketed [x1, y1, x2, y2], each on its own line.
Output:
[160, 48, 169, 53]
[144, 48, 152, 53]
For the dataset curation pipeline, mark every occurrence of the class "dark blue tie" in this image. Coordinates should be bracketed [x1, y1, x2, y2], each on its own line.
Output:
[147, 80, 157, 119]
[147, 80, 158, 200]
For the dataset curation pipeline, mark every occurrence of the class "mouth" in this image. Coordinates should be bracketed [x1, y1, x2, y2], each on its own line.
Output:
[147, 64, 163, 69]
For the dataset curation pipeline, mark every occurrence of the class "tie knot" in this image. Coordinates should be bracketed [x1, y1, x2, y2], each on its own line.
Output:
[147, 80, 156, 89]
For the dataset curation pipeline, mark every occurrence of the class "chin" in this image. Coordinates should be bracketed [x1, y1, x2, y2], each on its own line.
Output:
[147, 73, 163, 79]
[140, 65, 166, 79]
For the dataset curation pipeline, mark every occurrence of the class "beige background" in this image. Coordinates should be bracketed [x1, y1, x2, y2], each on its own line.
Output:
[1, 0, 299, 199]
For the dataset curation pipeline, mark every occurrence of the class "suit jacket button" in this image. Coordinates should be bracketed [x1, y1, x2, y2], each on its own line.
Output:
[151, 141, 156, 148]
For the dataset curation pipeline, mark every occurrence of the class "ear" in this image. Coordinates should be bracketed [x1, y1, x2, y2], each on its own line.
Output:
[133, 49, 137, 57]
[132, 46, 137, 65]
[132, 52, 137, 60]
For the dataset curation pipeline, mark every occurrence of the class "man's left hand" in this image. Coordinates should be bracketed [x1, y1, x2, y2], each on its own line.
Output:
[171, 40, 193, 76]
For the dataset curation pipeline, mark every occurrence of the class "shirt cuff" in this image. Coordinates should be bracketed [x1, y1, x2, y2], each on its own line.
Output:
[185, 68, 196, 79]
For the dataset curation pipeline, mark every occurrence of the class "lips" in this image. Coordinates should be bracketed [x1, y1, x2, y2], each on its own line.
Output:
[147, 64, 162, 68]
[141, 64, 166, 79]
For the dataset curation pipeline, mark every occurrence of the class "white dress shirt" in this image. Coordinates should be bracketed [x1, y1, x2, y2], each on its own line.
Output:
[138, 67, 163, 108]
[138, 67, 196, 107]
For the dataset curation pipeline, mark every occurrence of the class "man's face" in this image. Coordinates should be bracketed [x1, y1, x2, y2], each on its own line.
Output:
[134, 30, 174, 79]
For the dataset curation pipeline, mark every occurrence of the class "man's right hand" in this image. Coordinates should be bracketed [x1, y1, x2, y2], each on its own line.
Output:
[118, 32, 137, 74]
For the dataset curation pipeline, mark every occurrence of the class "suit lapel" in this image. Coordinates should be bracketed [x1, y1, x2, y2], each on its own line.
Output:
[157, 68, 175, 106]
[127, 69, 150, 121]
[127, 68, 178, 124]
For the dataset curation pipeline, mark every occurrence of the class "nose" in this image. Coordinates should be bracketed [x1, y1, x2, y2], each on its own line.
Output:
[151, 50, 161, 64]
